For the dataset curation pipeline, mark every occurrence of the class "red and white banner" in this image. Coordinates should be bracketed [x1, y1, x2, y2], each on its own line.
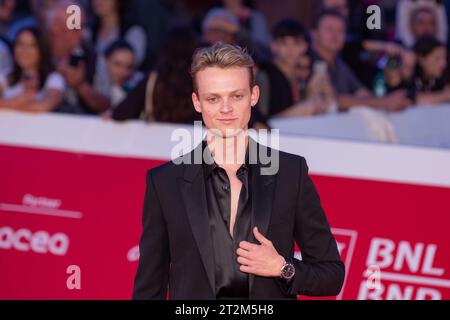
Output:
[1, 111, 449, 300]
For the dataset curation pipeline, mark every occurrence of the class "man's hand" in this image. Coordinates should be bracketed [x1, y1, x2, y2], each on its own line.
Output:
[58, 62, 86, 89]
[237, 227, 286, 278]
[383, 89, 412, 112]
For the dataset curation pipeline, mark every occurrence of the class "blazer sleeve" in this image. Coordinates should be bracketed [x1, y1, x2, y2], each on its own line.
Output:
[132, 169, 170, 300]
[279, 157, 345, 297]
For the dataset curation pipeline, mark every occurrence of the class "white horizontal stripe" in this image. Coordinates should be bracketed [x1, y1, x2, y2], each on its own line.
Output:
[0, 203, 83, 220]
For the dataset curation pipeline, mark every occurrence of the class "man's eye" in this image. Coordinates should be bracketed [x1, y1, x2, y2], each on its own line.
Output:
[233, 95, 243, 100]
[207, 97, 218, 103]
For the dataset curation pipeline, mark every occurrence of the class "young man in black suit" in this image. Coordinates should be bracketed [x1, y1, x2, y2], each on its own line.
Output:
[133, 43, 344, 300]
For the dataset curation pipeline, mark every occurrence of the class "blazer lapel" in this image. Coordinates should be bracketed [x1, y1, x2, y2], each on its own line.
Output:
[178, 145, 216, 296]
[248, 139, 277, 295]
[177, 139, 278, 297]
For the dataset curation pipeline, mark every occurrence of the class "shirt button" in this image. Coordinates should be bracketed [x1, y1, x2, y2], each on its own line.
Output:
[223, 185, 230, 191]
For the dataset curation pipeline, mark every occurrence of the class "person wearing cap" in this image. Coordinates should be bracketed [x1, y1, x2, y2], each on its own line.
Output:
[202, 8, 241, 45]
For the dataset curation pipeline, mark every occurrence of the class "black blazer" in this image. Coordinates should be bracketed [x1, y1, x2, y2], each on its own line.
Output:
[133, 139, 345, 300]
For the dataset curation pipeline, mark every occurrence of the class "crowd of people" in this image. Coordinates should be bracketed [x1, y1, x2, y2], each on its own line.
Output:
[0, 0, 449, 130]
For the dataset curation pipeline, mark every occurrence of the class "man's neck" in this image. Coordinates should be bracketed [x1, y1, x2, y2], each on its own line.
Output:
[22, 67, 37, 74]
[312, 44, 337, 66]
[206, 130, 249, 170]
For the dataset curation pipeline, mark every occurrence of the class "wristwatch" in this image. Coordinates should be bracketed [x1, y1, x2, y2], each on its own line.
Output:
[280, 256, 295, 281]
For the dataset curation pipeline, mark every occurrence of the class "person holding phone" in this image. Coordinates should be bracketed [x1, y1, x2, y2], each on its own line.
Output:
[256, 19, 334, 118]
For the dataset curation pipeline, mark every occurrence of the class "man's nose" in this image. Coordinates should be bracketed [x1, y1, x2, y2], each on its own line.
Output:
[220, 99, 233, 113]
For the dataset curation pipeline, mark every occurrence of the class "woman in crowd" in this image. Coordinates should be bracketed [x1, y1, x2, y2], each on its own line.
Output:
[412, 36, 450, 104]
[88, 0, 147, 65]
[88, 0, 147, 97]
[0, 26, 64, 112]
[104, 39, 143, 109]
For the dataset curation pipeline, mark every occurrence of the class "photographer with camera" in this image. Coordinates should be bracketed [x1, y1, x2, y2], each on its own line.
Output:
[362, 40, 416, 97]
[45, 0, 110, 115]
[312, 9, 413, 112]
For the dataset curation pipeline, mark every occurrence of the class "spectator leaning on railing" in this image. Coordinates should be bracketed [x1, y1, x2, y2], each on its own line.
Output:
[103, 39, 143, 110]
[311, 9, 413, 112]
[256, 18, 334, 118]
[362, 40, 417, 96]
[412, 35, 450, 104]
[87, 0, 147, 103]
[0, 26, 65, 113]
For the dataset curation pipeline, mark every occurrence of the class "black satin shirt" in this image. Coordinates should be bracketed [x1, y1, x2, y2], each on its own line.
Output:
[202, 141, 252, 300]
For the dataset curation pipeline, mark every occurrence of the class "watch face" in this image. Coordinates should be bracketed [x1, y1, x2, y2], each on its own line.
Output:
[282, 263, 295, 280]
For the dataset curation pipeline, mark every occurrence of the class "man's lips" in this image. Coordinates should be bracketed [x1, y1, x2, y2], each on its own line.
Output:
[217, 118, 237, 124]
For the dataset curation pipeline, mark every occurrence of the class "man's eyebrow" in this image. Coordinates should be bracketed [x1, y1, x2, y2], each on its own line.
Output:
[201, 92, 221, 97]
[230, 89, 246, 94]
[202, 89, 247, 95]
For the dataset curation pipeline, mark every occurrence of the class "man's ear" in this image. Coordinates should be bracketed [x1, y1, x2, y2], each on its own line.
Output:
[251, 85, 260, 107]
[192, 92, 202, 113]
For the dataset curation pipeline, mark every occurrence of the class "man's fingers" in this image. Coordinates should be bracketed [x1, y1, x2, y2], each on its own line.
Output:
[239, 265, 253, 274]
[237, 256, 251, 266]
[236, 247, 252, 258]
[253, 227, 270, 245]
[239, 241, 258, 251]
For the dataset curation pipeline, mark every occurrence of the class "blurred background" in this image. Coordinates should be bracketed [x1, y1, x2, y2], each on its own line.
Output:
[0, 0, 449, 147]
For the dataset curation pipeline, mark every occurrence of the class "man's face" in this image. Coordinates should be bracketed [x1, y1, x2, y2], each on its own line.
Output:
[107, 49, 135, 85]
[419, 46, 447, 78]
[271, 36, 308, 68]
[192, 66, 259, 137]
[314, 16, 346, 55]
[47, 5, 84, 59]
[411, 10, 438, 39]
